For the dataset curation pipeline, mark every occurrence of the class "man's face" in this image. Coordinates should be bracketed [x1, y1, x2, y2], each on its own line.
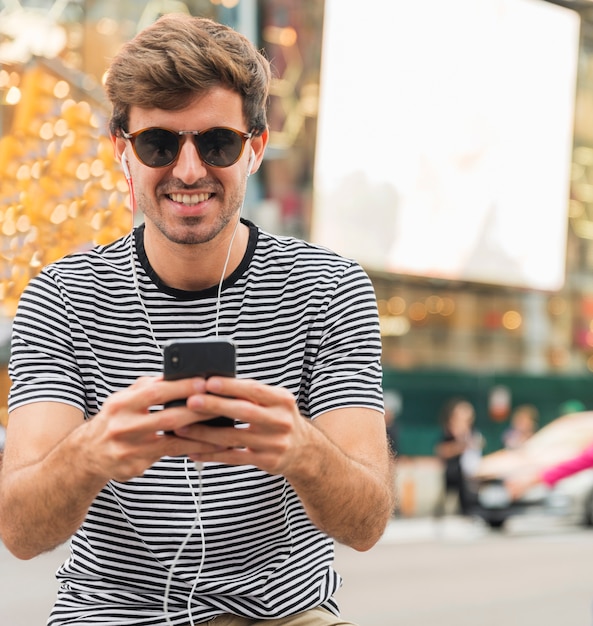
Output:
[117, 87, 258, 247]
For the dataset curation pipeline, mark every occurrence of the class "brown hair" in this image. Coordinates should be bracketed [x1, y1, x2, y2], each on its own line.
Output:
[105, 14, 271, 137]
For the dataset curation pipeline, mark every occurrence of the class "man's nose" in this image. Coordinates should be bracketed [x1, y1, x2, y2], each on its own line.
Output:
[171, 136, 208, 181]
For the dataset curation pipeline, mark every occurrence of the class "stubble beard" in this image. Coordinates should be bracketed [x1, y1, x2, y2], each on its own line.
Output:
[138, 186, 244, 246]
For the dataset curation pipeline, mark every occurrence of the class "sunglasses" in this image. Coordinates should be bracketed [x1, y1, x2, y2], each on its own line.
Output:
[121, 126, 252, 169]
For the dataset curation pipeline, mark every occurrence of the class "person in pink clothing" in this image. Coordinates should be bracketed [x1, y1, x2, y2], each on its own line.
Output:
[506, 442, 593, 499]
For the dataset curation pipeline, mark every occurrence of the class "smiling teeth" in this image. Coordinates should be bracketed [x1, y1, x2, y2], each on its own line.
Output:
[169, 192, 210, 205]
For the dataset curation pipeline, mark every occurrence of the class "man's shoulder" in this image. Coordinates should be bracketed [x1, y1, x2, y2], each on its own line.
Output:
[254, 226, 355, 268]
[43, 234, 132, 274]
[24, 235, 133, 298]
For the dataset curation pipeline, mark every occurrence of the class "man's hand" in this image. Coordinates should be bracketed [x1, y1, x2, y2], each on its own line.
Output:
[173, 376, 395, 550]
[170, 376, 310, 474]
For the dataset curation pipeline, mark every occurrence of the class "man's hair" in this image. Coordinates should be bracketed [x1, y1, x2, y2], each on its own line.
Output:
[105, 14, 271, 137]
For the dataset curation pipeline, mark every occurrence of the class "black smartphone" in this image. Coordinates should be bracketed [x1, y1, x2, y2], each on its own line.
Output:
[163, 338, 236, 428]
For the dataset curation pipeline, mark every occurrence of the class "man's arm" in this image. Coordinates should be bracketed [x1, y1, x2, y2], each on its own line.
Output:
[0, 376, 224, 560]
[290, 407, 396, 551]
[0, 402, 104, 559]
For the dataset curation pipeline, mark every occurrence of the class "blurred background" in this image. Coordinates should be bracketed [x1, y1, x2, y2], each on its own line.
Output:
[4, 0, 593, 513]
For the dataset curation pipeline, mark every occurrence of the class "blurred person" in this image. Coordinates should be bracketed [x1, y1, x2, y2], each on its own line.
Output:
[506, 440, 593, 500]
[505, 401, 588, 499]
[0, 14, 395, 626]
[434, 397, 484, 517]
[501, 403, 538, 450]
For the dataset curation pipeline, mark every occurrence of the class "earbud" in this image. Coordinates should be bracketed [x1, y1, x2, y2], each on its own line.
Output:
[247, 149, 256, 176]
[121, 152, 131, 181]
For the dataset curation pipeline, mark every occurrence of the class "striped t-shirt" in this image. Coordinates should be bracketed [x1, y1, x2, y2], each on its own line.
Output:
[8, 220, 384, 625]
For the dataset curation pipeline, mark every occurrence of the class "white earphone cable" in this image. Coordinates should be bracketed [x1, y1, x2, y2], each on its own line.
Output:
[163, 459, 205, 626]
[131, 238, 162, 352]
[214, 207, 243, 337]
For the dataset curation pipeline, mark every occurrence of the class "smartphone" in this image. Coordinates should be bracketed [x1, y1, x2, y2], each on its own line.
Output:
[163, 338, 236, 428]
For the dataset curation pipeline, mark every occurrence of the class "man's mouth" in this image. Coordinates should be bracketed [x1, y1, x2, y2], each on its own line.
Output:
[167, 192, 213, 206]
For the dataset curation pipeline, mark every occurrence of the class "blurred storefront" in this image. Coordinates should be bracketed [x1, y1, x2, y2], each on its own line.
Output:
[3, 0, 593, 453]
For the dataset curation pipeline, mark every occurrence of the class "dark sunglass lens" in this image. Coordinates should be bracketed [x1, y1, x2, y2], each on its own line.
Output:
[197, 129, 243, 167]
[135, 129, 179, 167]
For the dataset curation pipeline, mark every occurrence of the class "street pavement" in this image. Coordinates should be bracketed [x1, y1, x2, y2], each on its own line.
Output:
[2, 515, 592, 625]
[334, 515, 593, 626]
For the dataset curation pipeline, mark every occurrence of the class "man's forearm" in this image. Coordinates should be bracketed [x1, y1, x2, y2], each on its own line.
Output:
[0, 434, 107, 559]
[287, 428, 395, 551]
[305, 463, 394, 551]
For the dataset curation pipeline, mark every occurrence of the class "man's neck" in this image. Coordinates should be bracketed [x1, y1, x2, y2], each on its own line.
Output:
[142, 221, 249, 291]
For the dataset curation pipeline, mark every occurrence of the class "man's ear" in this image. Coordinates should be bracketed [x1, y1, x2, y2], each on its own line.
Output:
[247, 149, 256, 176]
[121, 153, 131, 181]
[112, 135, 129, 179]
[248, 128, 268, 175]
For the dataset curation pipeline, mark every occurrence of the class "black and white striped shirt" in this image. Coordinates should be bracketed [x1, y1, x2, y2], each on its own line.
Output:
[9, 220, 384, 625]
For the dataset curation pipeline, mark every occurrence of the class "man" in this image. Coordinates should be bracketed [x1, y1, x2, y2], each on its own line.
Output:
[0, 14, 395, 626]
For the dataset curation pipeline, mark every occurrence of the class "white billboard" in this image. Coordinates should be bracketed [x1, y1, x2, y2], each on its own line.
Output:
[312, 0, 580, 291]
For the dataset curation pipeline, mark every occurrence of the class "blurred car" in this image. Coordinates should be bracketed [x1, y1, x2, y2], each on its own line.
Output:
[470, 411, 593, 529]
